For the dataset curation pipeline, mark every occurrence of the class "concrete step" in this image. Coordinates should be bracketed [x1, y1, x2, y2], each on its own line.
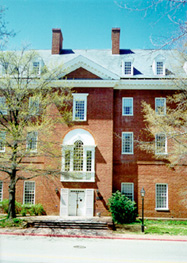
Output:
[27, 220, 112, 230]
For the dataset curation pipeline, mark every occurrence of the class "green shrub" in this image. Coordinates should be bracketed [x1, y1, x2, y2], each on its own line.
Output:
[0, 199, 22, 214]
[0, 199, 9, 213]
[0, 199, 45, 216]
[108, 191, 137, 224]
[28, 204, 45, 216]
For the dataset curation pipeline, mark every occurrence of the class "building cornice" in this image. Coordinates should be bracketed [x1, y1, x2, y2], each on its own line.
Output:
[51, 78, 181, 90]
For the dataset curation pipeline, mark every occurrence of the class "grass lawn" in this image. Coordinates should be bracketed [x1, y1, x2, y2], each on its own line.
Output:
[115, 219, 187, 235]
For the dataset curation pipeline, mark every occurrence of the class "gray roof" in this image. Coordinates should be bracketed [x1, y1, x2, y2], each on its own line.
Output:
[36, 49, 185, 79]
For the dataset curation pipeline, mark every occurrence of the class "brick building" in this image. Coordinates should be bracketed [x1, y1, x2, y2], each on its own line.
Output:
[0, 28, 187, 218]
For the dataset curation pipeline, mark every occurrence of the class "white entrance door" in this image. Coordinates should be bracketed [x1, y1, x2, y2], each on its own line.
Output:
[60, 188, 94, 217]
[69, 190, 85, 216]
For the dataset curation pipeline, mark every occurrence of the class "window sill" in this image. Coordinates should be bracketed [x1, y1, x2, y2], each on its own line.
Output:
[155, 208, 169, 212]
[61, 171, 95, 182]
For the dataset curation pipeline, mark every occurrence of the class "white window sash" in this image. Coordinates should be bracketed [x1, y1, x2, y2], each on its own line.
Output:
[26, 131, 38, 152]
[155, 98, 166, 115]
[122, 97, 133, 116]
[0, 131, 6, 152]
[121, 182, 134, 201]
[23, 181, 35, 204]
[72, 94, 88, 121]
[155, 133, 167, 154]
[156, 183, 168, 210]
[122, 132, 134, 154]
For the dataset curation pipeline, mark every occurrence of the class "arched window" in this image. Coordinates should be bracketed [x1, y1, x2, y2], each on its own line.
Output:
[73, 140, 83, 171]
[61, 129, 95, 182]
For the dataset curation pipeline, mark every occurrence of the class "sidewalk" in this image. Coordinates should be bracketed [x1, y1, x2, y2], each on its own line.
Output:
[1, 215, 187, 242]
[1, 226, 187, 242]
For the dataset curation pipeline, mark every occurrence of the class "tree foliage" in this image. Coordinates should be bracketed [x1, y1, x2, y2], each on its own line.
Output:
[139, 80, 187, 166]
[0, 49, 72, 218]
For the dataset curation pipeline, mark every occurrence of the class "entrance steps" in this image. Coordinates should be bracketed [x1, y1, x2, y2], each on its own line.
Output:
[26, 216, 114, 230]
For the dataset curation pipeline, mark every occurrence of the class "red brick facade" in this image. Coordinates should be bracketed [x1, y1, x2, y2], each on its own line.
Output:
[0, 28, 186, 219]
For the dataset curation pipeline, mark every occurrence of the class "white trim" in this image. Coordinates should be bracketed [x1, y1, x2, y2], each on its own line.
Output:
[59, 55, 120, 80]
[155, 183, 168, 210]
[121, 182, 134, 201]
[0, 131, 6, 152]
[61, 129, 96, 182]
[155, 97, 166, 116]
[72, 93, 88, 121]
[122, 97, 133, 116]
[122, 132, 134, 155]
[152, 55, 166, 76]
[23, 181, 35, 205]
[26, 131, 38, 153]
[155, 133, 167, 155]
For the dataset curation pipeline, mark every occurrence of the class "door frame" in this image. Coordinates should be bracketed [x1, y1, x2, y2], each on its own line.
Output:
[60, 188, 94, 217]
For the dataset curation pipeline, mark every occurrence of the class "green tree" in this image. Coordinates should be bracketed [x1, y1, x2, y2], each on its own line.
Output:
[0, 49, 72, 219]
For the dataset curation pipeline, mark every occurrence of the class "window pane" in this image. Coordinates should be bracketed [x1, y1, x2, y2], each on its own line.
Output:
[123, 98, 133, 115]
[157, 62, 163, 75]
[65, 150, 70, 172]
[24, 182, 35, 204]
[33, 62, 40, 75]
[0, 131, 6, 152]
[73, 140, 83, 171]
[29, 97, 39, 115]
[75, 100, 85, 120]
[0, 181, 3, 201]
[27, 132, 37, 151]
[156, 133, 166, 154]
[121, 183, 134, 201]
[86, 151, 92, 171]
[122, 133, 133, 154]
[155, 98, 165, 115]
[124, 62, 131, 75]
[156, 184, 167, 209]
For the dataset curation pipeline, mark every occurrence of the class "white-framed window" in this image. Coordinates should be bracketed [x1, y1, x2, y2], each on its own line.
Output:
[32, 61, 40, 75]
[23, 181, 35, 204]
[153, 55, 165, 76]
[156, 183, 168, 210]
[122, 98, 133, 116]
[155, 133, 167, 154]
[122, 59, 133, 76]
[0, 131, 6, 152]
[156, 62, 164, 75]
[155, 98, 166, 115]
[0, 181, 3, 201]
[122, 132, 133, 154]
[26, 131, 38, 152]
[29, 97, 39, 115]
[72, 93, 89, 121]
[0, 97, 7, 115]
[121, 183, 134, 201]
[62, 129, 95, 182]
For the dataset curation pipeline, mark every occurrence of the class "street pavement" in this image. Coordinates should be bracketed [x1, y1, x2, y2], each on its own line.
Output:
[0, 234, 187, 263]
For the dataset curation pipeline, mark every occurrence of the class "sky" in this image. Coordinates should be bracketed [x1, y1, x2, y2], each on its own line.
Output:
[1, 0, 187, 51]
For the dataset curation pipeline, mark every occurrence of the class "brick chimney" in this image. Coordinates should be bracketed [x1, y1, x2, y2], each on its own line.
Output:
[52, 28, 63, 54]
[112, 28, 120, 54]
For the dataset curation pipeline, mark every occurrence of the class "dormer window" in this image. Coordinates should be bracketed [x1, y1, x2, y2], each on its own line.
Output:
[33, 62, 40, 75]
[153, 55, 165, 76]
[123, 58, 133, 76]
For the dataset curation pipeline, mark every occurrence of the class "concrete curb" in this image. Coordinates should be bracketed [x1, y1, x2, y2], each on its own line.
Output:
[1, 232, 187, 242]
